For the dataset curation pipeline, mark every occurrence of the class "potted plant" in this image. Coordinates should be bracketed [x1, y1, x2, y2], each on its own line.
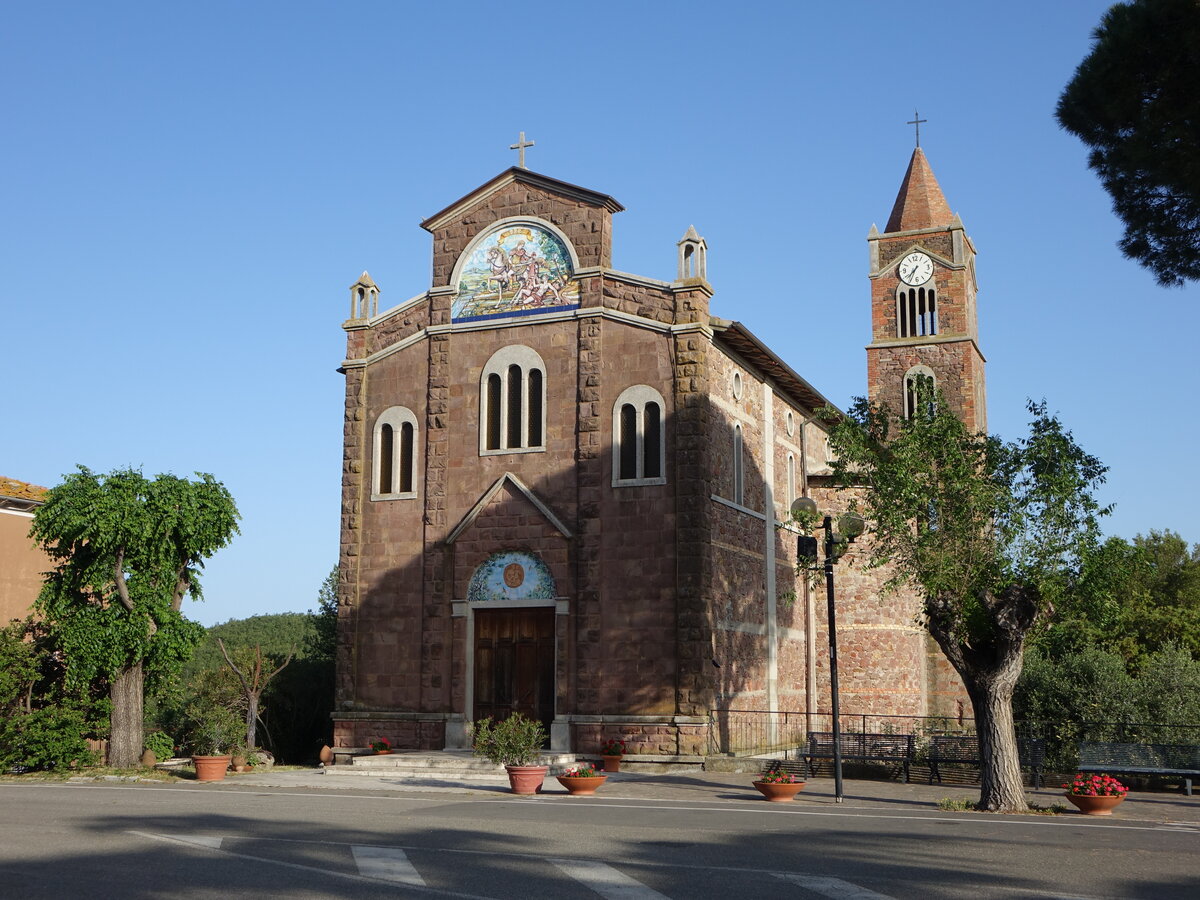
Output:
[753, 768, 806, 802]
[472, 713, 548, 794]
[371, 737, 393, 755]
[600, 737, 626, 773]
[185, 694, 243, 782]
[556, 762, 607, 796]
[1063, 773, 1128, 815]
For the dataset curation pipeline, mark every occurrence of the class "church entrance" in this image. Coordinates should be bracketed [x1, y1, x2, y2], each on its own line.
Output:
[472, 607, 555, 739]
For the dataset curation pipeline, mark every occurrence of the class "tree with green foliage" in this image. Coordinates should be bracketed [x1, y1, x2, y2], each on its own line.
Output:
[30, 466, 239, 767]
[1038, 530, 1200, 664]
[824, 386, 1107, 811]
[1056, 0, 1200, 286]
[307, 565, 338, 662]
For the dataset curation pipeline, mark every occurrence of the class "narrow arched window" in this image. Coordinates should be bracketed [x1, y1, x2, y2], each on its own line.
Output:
[786, 453, 796, 510]
[399, 422, 414, 493]
[373, 406, 419, 500]
[904, 366, 937, 420]
[379, 424, 394, 494]
[480, 346, 547, 454]
[486, 374, 502, 450]
[898, 287, 938, 337]
[612, 386, 667, 486]
[733, 423, 745, 505]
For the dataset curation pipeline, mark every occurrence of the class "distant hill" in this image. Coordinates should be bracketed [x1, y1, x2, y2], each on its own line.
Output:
[185, 613, 317, 677]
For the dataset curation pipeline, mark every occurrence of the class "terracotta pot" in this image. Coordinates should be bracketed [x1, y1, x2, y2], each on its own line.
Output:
[505, 764, 548, 795]
[375, 749, 393, 755]
[602, 754, 622, 773]
[753, 780, 807, 802]
[319, 744, 335, 765]
[556, 774, 607, 796]
[192, 755, 232, 782]
[1065, 792, 1125, 816]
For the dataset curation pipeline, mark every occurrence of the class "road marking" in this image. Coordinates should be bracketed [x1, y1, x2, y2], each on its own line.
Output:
[171, 834, 223, 849]
[775, 872, 896, 899]
[128, 832, 487, 899]
[27, 782, 1189, 835]
[352, 845, 425, 886]
[547, 857, 671, 900]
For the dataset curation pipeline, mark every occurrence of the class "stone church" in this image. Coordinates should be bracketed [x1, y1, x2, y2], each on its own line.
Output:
[333, 145, 981, 757]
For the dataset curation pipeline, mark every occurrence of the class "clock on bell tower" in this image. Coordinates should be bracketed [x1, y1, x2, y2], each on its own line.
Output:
[866, 146, 987, 432]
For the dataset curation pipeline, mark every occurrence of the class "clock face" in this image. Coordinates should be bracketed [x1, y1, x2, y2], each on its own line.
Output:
[898, 251, 934, 286]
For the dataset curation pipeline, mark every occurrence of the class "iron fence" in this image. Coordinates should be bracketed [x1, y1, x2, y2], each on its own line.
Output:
[707, 708, 1200, 773]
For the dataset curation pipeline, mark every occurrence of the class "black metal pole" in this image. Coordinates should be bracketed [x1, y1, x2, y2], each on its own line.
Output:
[823, 515, 844, 803]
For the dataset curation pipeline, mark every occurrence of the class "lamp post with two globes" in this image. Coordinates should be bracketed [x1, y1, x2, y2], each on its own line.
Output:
[790, 496, 865, 804]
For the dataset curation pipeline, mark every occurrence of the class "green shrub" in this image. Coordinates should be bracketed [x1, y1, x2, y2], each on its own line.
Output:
[471, 714, 547, 766]
[0, 706, 95, 772]
[143, 730, 175, 761]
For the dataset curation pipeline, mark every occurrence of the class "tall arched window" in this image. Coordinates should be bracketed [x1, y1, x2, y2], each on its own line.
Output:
[904, 366, 937, 420]
[733, 423, 745, 505]
[786, 453, 796, 511]
[612, 385, 666, 486]
[897, 286, 938, 337]
[480, 346, 547, 454]
[373, 406, 419, 499]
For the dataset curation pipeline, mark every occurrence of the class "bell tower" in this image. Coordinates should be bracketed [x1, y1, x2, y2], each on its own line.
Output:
[866, 147, 986, 432]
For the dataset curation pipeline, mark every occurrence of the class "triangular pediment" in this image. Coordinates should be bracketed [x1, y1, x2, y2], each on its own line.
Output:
[420, 168, 624, 234]
[445, 472, 572, 544]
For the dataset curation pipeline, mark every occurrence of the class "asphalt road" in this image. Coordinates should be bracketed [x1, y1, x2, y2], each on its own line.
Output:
[1, 779, 1197, 899]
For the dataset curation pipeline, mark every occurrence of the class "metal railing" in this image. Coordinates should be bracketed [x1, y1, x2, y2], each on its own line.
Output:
[707, 708, 1200, 773]
[707, 709, 979, 758]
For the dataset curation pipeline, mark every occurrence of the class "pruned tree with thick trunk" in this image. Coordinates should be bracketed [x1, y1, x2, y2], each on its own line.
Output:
[823, 385, 1108, 811]
[30, 467, 239, 767]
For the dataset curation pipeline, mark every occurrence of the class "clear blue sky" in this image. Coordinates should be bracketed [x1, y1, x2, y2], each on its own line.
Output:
[4, 2, 1195, 627]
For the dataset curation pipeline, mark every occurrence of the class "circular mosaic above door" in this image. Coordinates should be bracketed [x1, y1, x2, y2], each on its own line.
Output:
[467, 551, 557, 603]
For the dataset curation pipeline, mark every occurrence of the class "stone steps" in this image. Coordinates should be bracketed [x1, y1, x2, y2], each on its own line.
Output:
[322, 750, 579, 784]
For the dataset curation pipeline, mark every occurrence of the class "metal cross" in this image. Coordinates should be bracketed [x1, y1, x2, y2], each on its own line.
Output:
[907, 110, 928, 148]
[510, 131, 535, 168]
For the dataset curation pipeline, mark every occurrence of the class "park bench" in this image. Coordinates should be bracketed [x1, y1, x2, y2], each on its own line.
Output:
[803, 731, 915, 783]
[1077, 741, 1200, 796]
[927, 734, 1047, 788]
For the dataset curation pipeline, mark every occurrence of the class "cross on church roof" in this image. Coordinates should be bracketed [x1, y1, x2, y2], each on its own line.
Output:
[509, 131, 535, 168]
[907, 110, 928, 148]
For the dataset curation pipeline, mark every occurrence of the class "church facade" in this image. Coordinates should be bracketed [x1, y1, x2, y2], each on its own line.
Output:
[333, 149, 980, 756]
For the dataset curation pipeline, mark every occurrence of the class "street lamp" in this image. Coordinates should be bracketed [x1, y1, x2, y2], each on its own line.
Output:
[791, 497, 864, 803]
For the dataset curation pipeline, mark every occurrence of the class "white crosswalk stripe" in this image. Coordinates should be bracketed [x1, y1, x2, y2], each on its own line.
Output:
[775, 872, 897, 899]
[352, 845, 426, 886]
[167, 834, 224, 849]
[547, 857, 672, 900]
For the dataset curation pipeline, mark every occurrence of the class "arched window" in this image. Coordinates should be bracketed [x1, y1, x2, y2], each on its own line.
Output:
[733, 423, 745, 505]
[904, 366, 937, 420]
[373, 406, 418, 499]
[612, 385, 666, 486]
[897, 286, 938, 338]
[480, 346, 547, 454]
[786, 453, 796, 511]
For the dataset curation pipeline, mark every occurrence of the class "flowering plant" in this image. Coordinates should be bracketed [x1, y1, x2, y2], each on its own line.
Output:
[758, 769, 802, 784]
[562, 763, 599, 777]
[370, 737, 391, 752]
[1063, 773, 1127, 797]
[600, 738, 626, 756]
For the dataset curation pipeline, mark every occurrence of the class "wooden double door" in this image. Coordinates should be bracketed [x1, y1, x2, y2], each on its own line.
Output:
[473, 607, 555, 739]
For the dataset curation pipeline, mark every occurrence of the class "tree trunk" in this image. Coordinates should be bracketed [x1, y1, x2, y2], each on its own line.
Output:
[109, 661, 144, 768]
[245, 694, 259, 751]
[962, 654, 1028, 812]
